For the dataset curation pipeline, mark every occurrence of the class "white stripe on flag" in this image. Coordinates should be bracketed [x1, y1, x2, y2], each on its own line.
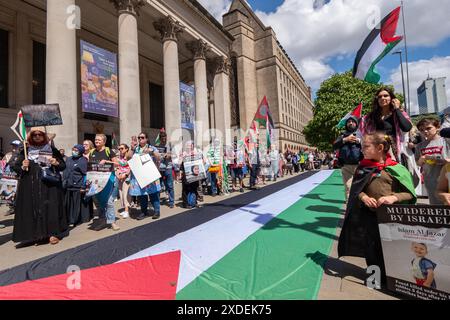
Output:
[355, 35, 385, 80]
[119, 170, 334, 292]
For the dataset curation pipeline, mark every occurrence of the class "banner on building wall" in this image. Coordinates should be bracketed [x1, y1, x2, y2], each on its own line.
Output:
[80, 40, 118, 118]
[377, 204, 450, 300]
[180, 82, 195, 131]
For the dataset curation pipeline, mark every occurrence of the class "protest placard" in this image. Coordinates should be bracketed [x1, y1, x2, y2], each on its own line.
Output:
[377, 204, 450, 300]
[0, 177, 18, 205]
[21, 104, 63, 127]
[86, 163, 114, 197]
[183, 154, 206, 183]
[128, 154, 161, 189]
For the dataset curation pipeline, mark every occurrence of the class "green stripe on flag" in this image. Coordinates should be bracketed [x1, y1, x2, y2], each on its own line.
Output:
[177, 170, 345, 300]
[364, 39, 402, 84]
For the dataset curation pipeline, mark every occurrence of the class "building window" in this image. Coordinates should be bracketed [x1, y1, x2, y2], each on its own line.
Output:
[149, 82, 164, 129]
[0, 29, 8, 108]
[33, 41, 46, 105]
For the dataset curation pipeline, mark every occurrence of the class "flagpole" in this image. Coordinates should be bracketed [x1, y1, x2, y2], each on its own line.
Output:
[401, 0, 411, 115]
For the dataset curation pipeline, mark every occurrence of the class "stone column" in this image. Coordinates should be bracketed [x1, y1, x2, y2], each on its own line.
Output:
[112, 0, 146, 145]
[46, 0, 78, 152]
[213, 57, 232, 146]
[154, 16, 184, 149]
[188, 40, 210, 149]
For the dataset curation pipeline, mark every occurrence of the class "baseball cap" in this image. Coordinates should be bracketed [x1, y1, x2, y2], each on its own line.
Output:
[11, 140, 22, 146]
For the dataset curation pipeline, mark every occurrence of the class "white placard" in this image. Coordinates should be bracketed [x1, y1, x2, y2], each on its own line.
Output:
[128, 154, 161, 188]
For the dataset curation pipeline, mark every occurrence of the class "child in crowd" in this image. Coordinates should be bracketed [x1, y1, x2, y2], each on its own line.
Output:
[410, 242, 437, 289]
[338, 132, 416, 285]
[415, 118, 450, 204]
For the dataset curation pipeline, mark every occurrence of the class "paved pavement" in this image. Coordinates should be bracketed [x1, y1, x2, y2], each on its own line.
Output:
[0, 169, 427, 299]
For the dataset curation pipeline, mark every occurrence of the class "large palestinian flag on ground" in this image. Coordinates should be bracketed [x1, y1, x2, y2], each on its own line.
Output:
[353, 6, 403, 84]
[0, 170, 345, 300]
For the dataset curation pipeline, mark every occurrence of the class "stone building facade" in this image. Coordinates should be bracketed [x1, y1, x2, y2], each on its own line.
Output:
[223, 0, 314, 152]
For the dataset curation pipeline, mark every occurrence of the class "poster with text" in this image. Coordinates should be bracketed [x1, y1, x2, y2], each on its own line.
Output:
[21, 104, 63, 127]
[86, 163, 114, 197]
[81, 40, 118, 117]
[377, 204, 450, 300]
[180, 82, 195, 131]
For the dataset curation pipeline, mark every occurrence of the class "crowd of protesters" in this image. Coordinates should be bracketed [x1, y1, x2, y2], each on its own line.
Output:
[0, 122, 330, 245]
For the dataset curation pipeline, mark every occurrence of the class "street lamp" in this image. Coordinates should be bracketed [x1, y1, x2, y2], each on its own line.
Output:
[392, 50, 408, 114]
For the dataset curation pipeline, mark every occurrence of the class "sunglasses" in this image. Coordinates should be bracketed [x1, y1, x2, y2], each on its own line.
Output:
[377, 94, 390, 99]
[138, 136, 146, 140]
[118, 147, 127, 150]
[32, 133, 44, 137]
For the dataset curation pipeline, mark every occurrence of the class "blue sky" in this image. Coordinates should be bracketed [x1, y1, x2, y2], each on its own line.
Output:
[198, 0, 450, 114]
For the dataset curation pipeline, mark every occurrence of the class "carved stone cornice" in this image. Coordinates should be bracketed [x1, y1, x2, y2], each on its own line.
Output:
[110, 0, 146, 16]
[215, 56, 231, 75]
[187, 39, 210, 61]
[153, 16, 184, 42]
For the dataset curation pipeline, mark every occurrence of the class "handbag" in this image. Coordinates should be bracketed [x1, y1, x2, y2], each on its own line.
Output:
[41, 167, 62, 185]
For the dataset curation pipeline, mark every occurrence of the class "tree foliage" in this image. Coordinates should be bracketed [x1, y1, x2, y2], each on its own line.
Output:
[303, 71, 404, 152]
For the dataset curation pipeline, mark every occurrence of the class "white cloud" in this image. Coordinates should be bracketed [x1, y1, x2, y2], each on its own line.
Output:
[390, 56, 450, 115]
[196, 0, 450, 95]
[196, 0, 232, 21]
[254, 0, 450, 90]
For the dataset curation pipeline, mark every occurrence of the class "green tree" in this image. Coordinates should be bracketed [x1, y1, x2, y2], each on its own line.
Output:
[303, 71, 404, 151]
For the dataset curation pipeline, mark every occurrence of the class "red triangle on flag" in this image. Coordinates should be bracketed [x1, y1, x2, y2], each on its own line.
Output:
[0, 251, 181, 300]
[351, 103, 363, 118]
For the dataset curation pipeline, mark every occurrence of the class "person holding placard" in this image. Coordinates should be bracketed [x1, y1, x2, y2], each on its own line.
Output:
[88, 134, 120, 231]
[156, 130, 175, 208]
[12, 127, 68, 245]
[129, 132, 161, 220]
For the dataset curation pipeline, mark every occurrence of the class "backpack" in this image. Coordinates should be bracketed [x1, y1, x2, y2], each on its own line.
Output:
[89, 147, 111, 159]
[338, 142, 362, 165]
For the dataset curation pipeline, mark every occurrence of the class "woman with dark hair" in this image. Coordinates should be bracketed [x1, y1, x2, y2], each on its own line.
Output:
[12, 127, 68, 245]
[129, 132, 161, 220]
[358, 87, 412, 161]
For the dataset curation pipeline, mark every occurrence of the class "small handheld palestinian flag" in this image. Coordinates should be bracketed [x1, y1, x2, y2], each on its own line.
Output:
[11, 111, 27, 141]
[337, 103, 362, 129]
[353, 6, 403, 84]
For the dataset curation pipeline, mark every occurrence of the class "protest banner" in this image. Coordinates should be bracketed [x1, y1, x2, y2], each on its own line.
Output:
[128, 153, 161, 189]
[86, 163, 114, 197]
[80, 40, 118, 117]
[21, 104, 63, 127]
[183, 154, 206, 183]
[377, 204, 450, 300]
[180, 82, 195, 131]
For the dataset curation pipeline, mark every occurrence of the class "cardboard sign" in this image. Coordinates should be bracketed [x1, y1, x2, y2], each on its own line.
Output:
[377, 204, 450, 300]
[128, 154, 161, 189]
[21, 104, 63, 127]
[86, 163, 113, 197]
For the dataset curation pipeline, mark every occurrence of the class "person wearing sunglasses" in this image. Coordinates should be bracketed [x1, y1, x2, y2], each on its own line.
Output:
[358, 87, 412, 162]
[128, 132, 162, 220]
[11, 127, 68, 246]
[116, 144, 132, 219]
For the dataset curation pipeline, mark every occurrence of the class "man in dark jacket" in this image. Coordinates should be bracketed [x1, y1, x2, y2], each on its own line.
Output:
[333, 116, 363, 200]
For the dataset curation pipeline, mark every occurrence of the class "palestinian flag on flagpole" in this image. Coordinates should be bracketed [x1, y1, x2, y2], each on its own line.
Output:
[10, 111, 27, 141]
[254, 96, 275, 128]
[337, 102, 363, 129]
[353, 6, 403, 84]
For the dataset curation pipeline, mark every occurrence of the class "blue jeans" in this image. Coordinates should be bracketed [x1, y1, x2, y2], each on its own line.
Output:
[210, 172, 218, 195]
[160, 170, 174, 206]
[140, 192, 161, 215]
[93, 177, 118, 224]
